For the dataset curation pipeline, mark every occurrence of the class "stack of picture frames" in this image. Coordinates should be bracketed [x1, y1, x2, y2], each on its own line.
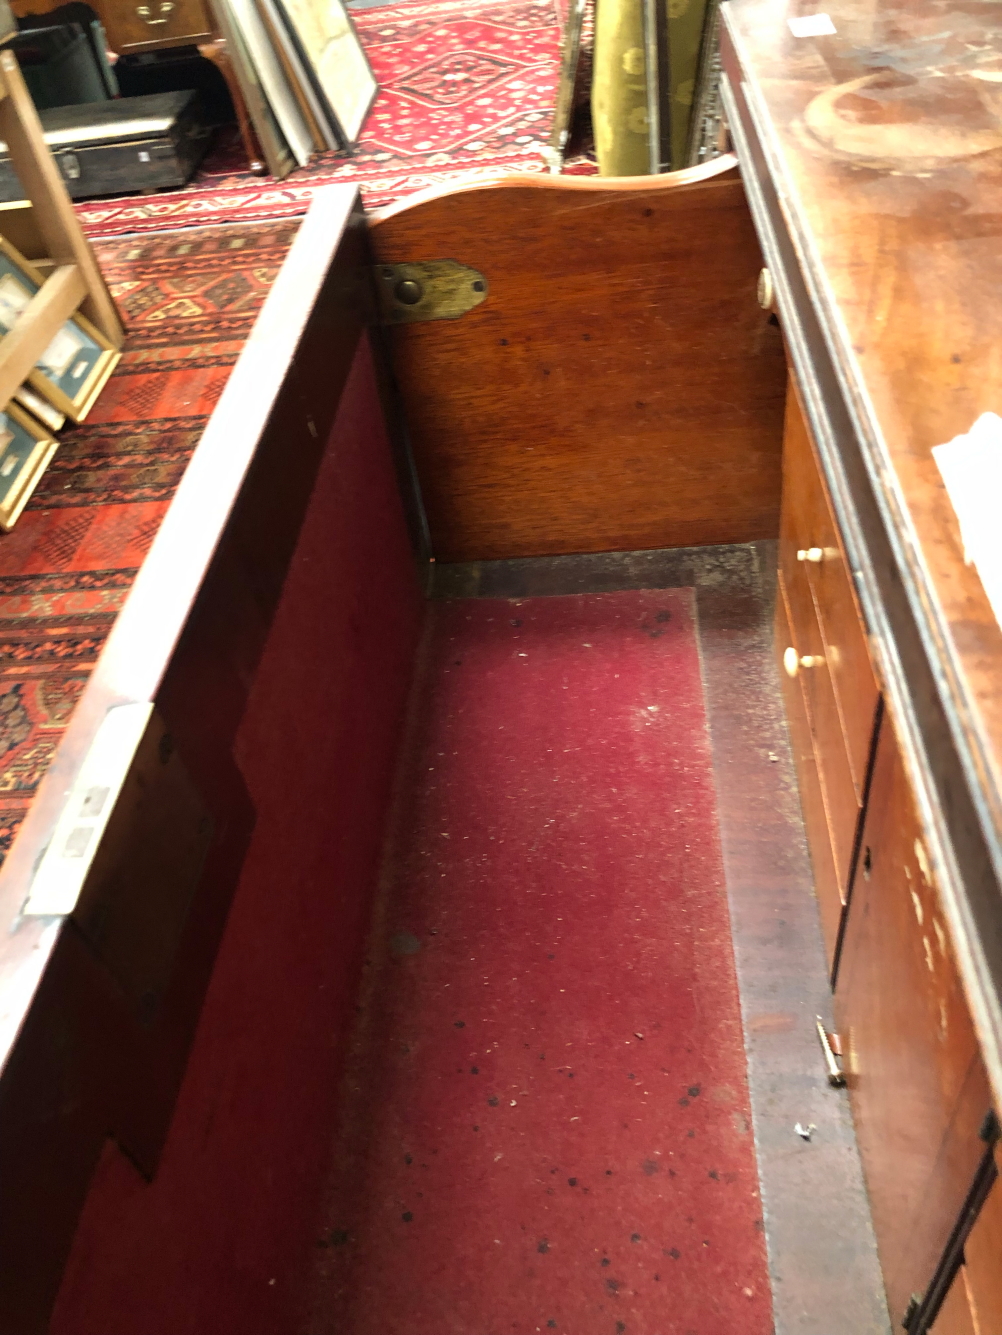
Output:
[0, 44, 123, 530]
[549, 0, 725, 174]
[211, 0, 379, 178]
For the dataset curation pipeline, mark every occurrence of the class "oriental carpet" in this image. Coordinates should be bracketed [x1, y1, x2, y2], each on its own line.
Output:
[76, 0, 568, 239]
[0, 218, 297, 863]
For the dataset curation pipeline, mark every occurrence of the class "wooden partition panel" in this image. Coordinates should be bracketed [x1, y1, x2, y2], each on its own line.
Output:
[0, 188, 420, 1335]
[369, 156, 787, 562]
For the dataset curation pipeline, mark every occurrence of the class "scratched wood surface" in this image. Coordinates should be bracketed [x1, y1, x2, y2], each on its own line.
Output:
[723, 0, 1002, 1098]
[369, 158, 787, 562]
[835, 711, 992, 1328]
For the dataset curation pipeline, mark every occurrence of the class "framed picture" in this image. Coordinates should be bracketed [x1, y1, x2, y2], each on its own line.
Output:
[256, 0, 341, 151]
[0, 236, 120, 423]
[273, 0, 377, 146]
[686, 0, 725, 167]
[213, 0, 297, 178]
[546, 0, 587, 171]
[14, 382, 64, 433]
[227, 0, 316, 167]
[0, 401, 58, 530]
[642, 0, 672, 173]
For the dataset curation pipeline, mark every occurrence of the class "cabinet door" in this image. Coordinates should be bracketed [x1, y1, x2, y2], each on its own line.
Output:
[781, 381, 879, 799]
[964, 1148, 1002, 1334]
[775, 573, 843, 962]
[835, 714, 991, 1327]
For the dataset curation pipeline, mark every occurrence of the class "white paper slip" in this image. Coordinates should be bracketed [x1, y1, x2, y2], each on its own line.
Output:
[788, 13, 837, 36]
[932, 412, 1002, 627]
[23, 702, 154, 918]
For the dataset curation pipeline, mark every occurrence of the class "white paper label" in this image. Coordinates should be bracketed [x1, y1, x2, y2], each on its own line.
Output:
[933, 412, 1002, 628]
[788, 13, 837, 36]
[23, 702, 154, 918]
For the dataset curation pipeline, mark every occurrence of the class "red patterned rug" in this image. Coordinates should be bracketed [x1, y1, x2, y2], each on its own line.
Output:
[77, 0, 565, 239]
[0, 218, 296, 861]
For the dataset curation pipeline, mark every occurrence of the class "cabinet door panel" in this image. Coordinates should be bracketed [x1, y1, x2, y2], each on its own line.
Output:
[835, 715, 990, 1327]
[779, 450, 860, 896]
[776, 574, 842, 965]
[783, 381, 879, 798]
[965, 1149, 1002, 1334]
[797, 588, 860, 892]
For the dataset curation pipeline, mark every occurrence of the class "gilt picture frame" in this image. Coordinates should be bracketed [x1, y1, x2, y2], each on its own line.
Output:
[272, 0, 377, 147]
[0, 400, 57, 530]
[0, 236, 119, 423]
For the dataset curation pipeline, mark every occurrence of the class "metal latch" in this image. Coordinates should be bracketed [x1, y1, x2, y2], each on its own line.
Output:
[373, 260, 488, 325]
[815, 1017, 846, 1087]
[56, 151, 81, 181]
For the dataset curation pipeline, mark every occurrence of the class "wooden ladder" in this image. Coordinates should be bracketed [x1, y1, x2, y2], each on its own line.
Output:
[0, 47, 123, 414]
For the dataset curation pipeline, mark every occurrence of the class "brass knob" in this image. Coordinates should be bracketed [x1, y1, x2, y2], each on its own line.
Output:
[757, 267, 774, 311]
[797, 546, 824, 564]
[784, 647, 823, 677]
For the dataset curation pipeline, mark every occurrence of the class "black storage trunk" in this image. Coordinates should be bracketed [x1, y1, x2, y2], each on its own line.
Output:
[0, 91, 210, 202]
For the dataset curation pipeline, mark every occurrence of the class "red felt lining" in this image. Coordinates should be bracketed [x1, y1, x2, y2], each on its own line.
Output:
[307, 590, 771, 1334]
[51, 559, 770, 1333]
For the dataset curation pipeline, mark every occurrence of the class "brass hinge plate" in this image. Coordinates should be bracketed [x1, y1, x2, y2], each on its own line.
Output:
[373, 261, 488, 325]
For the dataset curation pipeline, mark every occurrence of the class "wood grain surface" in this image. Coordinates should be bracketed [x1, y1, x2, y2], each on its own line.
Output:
[783, 381, 879, 799]
[722, 0, 1002, 1113]
[777, 394, 864, 918]
[836, 711, 991, 1328]
[775, 570, 844, 968]
[930, 1269, 978, 1335]
[369, 157, 787, 562]
[0, 52, 123, 346]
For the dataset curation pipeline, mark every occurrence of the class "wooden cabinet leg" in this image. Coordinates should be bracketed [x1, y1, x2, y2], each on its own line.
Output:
[198, 37, 267, 176]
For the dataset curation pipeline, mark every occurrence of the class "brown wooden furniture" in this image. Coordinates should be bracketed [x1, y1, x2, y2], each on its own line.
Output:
[721, 0, 1002, 1329]
[10, 0, 266, 173]
[371, 160, 787, 562]
[0, 184, 368, 1331]
[1, 0, 1002, 1326]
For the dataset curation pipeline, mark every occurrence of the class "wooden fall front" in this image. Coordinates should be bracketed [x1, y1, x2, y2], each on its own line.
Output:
[0, 79, 999, 1335]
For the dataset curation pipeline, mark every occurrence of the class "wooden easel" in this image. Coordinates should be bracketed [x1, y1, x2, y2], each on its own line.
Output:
[0, 47, 123, 415]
